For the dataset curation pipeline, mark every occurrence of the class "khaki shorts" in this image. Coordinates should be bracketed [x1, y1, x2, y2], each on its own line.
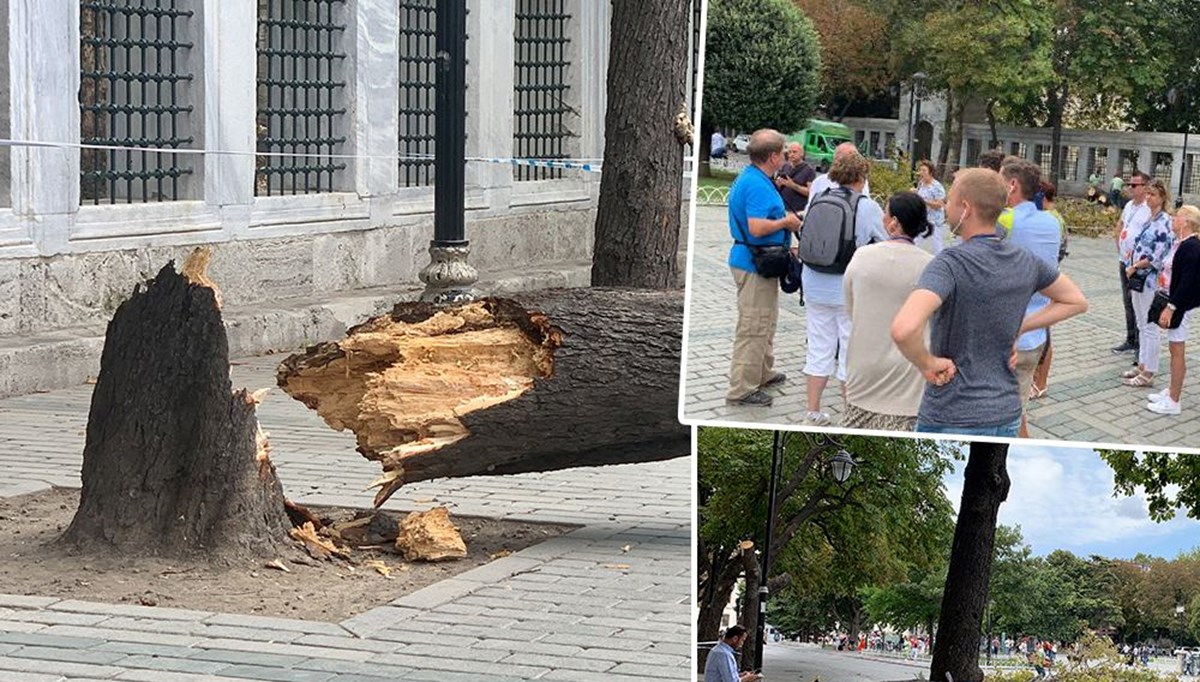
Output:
[1016, 344, 1045, 410]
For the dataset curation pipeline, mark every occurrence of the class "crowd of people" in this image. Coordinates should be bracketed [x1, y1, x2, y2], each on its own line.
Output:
[723, 128, 1200, 435]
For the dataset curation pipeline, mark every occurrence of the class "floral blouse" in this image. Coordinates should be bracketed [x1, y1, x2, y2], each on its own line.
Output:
[1130, 211, 1174, 282]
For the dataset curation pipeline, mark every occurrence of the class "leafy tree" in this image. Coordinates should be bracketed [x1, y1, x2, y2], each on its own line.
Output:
[703, 0, 822, 134]
[862, 566, 946, 637]
[696, 428, 954, 668]
[792, 0, 892, 117]
[1100, 451, 1200, 522]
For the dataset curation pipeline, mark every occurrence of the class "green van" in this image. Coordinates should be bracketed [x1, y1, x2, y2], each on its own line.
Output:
[787, 119, 855, 170]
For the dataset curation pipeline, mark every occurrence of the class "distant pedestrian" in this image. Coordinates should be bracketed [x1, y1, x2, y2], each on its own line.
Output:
[775, 142, 816, 213]
[978, 149, 1006, 172]
[891, 168, 1088, 436]
[711, 130, 728, 160]
[1122, 178, 1174, 389]
[1113, 171, 1152, 357]
[704, 626, 763, 682]
[1110, 173, 1127, 208]
[915, 160, 947, 254]
[1146, 205, 1200, 415]
[724, 129, 801, 407]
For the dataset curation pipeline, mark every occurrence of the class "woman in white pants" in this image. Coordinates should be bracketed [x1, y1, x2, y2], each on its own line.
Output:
[801, 153, 888, 425]
[1147, 205, 1200, 414]
[1122, 179, 1174, 388]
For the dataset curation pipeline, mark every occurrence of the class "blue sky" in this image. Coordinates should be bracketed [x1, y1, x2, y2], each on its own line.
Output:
[941, 444, 1200, 560]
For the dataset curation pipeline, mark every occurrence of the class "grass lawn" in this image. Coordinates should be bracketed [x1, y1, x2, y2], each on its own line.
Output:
[697, 168, 737, 189]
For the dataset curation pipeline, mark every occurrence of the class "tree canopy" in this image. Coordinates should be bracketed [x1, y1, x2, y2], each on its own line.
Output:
[703, 0, 822, 133]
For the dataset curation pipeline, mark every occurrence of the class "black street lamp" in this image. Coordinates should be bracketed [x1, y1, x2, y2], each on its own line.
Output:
[1168, 86, 1192, 209]
[909, 72, 928, 171]
[755, 433, 856, 672]
[419, 0, 477, 303]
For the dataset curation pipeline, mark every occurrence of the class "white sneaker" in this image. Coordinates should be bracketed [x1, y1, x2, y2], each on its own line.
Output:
[1147, 397, 1182, 415]
[1147, 388, 1171, 403]
[806, 411, 831, 426]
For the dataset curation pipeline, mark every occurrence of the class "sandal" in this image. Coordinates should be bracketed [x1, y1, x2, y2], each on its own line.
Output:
[1029, 385, 1048, 400]
[1120, 368, 1142, 379]
[1123, 372, 1154, 387]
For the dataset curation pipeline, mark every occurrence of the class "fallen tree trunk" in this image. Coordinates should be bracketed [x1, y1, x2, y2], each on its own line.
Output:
[277, 288, 688, 505]
[60, 259, 291, 561]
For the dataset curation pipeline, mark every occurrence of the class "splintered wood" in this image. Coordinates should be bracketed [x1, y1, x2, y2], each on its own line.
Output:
[277, 289, 688, 506]
[395, 508, 467, 562]
[278, 299, 560, 505]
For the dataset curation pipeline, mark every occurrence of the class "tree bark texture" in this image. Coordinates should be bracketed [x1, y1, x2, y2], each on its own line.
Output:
[1049, 80, 1068, 184]
[591, 0, 690, 288]
[740, 545, 762, 671]
[697, 539, 743, 671]
[277, 288, 688, 506]
[929, 442, 1011, 682]
[60, 264, 291, 561]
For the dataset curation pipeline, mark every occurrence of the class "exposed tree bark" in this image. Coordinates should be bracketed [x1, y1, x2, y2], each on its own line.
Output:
[699, 118, 714, 178]
[278, 288, 688, 506]
[929, 442, 1011, 682]
[1048, 80, 1069, 183]
[739, 543, 762, 671]
[591, 0, 690, 288]
[60, 262, 291, 561]
[986, 99, 1000, 150]
[938, 91, 966, 176]
[697, 539, 744, 671]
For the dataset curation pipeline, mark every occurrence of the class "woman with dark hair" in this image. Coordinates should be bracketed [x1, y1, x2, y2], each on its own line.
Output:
[915, 160, 946, 254]
[842, 192, 935, 430]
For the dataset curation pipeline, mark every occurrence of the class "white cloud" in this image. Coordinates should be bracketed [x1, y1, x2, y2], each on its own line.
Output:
[941, 446, 1200, 558]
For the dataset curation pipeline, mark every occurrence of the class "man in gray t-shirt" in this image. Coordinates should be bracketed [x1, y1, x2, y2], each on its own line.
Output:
[890, 169, 1088, 437]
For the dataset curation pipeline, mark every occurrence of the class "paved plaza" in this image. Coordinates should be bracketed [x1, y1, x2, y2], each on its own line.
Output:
[683, 204, 1200, 449]
[0, 355, 690, 681]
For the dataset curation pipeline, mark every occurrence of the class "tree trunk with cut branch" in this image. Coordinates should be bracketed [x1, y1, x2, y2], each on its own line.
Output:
[60, 261, 291, 561]
[929, 441, 1011, 682]
[739, 543, 762, 671]
[277, 288, 688, 506]
[591, 0, 691, 288]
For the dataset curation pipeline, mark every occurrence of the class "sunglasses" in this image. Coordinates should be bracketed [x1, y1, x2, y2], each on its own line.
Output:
[1129, 183, 1145, 187]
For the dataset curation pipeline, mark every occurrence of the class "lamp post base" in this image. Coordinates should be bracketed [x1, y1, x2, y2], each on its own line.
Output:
[418, 241, 478, 304]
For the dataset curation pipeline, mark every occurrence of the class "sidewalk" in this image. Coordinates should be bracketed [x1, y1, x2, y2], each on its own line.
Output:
[0, 354, 691, 681]
[682, 204, 1200, 449]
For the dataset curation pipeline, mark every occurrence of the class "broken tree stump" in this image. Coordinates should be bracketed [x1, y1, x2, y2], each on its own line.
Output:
[59, 262, 291, 561]
[277, 288, 688, 505]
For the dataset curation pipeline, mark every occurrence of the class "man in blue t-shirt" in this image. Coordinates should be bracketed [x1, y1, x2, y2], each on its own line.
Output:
[726, 129, 801, 407]
[1001, 157, 1062, 437]
[890, 168, 1088, 437]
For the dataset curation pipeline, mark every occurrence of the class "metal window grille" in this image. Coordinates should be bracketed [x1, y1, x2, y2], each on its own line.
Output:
[397, 0, 437, 188]
[1154, 152, 1173, 187]
[1010, 142, 1026, 159]
[255, 0, 347, 196]
[1034, 144, 1051, 176]
[1060, 146, 1079, 181]
[1118, 149, 1137, 178]
[869, 131, 880, 156]
[1090, 147, 1108, 177]
[966, 139, 981, 166]
[513, 0, 574, 181]
[884, 132, 895, 156]
[1186, 155, 1200, 195]
[79, 0, 195, 205]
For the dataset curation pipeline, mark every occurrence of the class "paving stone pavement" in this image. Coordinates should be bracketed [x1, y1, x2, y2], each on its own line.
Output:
[0, 355, 691, 681]
[682, 203, 1200, 450]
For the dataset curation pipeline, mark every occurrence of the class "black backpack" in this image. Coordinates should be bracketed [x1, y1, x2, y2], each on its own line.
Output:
[798, 186, 863, 274]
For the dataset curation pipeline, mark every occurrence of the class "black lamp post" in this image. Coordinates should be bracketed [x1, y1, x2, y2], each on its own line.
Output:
[755, 433, 856, 672]
[909, 72, 928, 171]
[1168, 87, 1192, 209]
[419, 0, 477, 303]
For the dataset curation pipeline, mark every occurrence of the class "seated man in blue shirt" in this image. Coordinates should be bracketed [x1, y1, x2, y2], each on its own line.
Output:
[704, 626, 763, 682]
[725, 129, 801, 407]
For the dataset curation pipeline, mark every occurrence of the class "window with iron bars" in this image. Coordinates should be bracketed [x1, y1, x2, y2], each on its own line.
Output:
[0, 6, 10, 208]
[966, 139, 982, 167]
[1010, 142, 1027, 159]
[1089, 147, 1108, 179]
[1118, 149, 1138, 179]
[1153, 151, 1173, 188]
[79, 0, 196, 205]
[1059, 146, 1079, 181]
[397, 0, 437, 188]
[255, 0, 347, 196]
[513, 0, 575, 181]
[1034, 144, 1051, 176]
[1186, 154, 1200, 195]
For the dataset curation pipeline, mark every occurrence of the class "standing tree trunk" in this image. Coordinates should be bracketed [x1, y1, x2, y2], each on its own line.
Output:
[938, 92, 966, 177]
[699, 118, 714, 178]
[592, 0, 691, 288]
[1048, 80, 1069, 184]
[739, 544, 762, 671]
[986, 99, 1000, 150]
[277, 288, 689, 506]
[697, 539, 745, 671]
[60, 261, 291, 561]
[929, 442, 1011, 682]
